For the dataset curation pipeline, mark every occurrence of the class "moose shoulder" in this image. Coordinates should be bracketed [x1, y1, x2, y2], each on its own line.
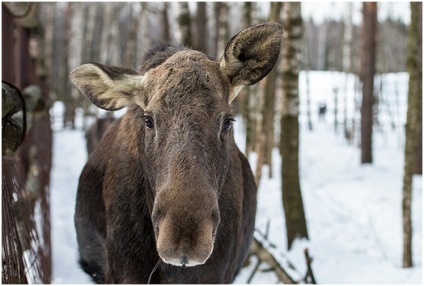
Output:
[71, 23, 283, 283]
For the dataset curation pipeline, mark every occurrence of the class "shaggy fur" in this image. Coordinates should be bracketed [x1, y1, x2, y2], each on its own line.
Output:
[71, 23, 283, 283]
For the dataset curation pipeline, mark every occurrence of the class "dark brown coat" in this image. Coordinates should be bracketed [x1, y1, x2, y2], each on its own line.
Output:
[71, 23, 283, 283]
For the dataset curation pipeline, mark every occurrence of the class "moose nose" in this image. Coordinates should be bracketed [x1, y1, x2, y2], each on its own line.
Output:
[155, 215, 215, 267]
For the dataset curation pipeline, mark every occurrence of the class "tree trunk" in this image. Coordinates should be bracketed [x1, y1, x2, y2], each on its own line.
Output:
[39, 3, 55, 89]
[256, 2, 282, 180]
[334, 87, 339, 133]
[402, 1, 422, 268]
[123, 3, 140, 68]
[90, 3, 105, 63]
[177, 2, 192, 47]
[161, 3, 171, 43]
[194, 2, 207, 52]
[303, 20, 313, 132]
[305, 71, 313, 131]
[360, 2, 377, 163]
[280, 2, 309, 250]
[214, 2, 229, 57]
[415, 119, 422, 174]
[342, 3, 353, 141]
[241, 2, 254, 157]
[63, 2, 76, 129]
[100, 3, 120, 66]
[135, 3, 149, 68]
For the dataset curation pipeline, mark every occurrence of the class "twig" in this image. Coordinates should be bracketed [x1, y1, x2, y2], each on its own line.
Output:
[250, 237, 297, 284]
[246, 258, 262, 284]
[303, 248, 317, 284]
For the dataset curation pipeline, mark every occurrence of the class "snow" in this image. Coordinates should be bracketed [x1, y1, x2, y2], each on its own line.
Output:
[49, 72, 422, 283]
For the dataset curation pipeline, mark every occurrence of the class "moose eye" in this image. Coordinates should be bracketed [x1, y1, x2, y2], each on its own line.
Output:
[222, 118, 234, 132]
[143, 116, 154, 129]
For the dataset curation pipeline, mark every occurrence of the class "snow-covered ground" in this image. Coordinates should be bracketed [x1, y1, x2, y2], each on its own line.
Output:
[49, 72, 422, 283]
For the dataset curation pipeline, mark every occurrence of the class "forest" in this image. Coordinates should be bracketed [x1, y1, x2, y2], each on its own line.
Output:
[2, 1, 422, 284]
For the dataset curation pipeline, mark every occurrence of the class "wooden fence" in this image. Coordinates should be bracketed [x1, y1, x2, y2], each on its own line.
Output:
[2, 3, 52, 283]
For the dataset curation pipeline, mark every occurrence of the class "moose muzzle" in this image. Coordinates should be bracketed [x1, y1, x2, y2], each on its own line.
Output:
[152, 185, 220, 267]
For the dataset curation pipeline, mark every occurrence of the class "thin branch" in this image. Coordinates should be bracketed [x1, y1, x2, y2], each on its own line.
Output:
[250, 237, 297, 284]
[303, 248, 317, 284]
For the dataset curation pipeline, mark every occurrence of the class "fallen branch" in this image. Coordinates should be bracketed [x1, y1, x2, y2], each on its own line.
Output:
[250, 237, 297, 284]
[245, 222, 318, 284]
[303, 248, 317, 284]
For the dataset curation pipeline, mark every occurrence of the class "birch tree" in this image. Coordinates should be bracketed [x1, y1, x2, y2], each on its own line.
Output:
[100, 3, 121, 66]
[214, 2, 229, 58]
[280, 2, 309, 249]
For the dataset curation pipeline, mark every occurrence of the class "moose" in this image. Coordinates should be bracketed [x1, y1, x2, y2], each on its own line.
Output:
[70, 23, 283, 283]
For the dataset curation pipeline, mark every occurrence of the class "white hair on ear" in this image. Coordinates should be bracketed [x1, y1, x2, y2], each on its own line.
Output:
[70, 63, 146, 111]
[228, 86, 244, 104]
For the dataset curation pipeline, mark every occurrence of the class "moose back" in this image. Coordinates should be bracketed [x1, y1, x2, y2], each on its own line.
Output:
[70, 23, 283, 283]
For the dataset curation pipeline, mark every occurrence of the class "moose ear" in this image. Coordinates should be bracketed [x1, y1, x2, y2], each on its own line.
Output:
[220, 22, 283, 102]
[70, 63, 146, 111]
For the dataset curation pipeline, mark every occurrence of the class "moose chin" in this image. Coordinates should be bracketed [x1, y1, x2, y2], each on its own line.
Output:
[71, 22, 283, 283]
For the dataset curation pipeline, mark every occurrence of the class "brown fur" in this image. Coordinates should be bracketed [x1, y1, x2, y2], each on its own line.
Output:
[71, 23, 283, 283]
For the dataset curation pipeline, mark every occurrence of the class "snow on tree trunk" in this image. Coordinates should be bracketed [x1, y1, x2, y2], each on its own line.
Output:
[402, 1, 422, 268]
[280, 2, 309, 250]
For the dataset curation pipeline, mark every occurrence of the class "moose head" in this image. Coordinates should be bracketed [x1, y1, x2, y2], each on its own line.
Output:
[70, 23, 283, 268]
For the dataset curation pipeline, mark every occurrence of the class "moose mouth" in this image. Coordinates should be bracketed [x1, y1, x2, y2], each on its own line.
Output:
[155, 215, 216, 267]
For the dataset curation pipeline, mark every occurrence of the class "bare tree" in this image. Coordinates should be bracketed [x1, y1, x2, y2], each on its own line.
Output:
[161, 2, 171, 43]
[100, 3, 121, 66]
[402, 1, 422, 268]
[123, 3, 141, 68]
[415, 120, 422, 175]
[280, 2, 309, 250]
[342, 3, 353, 142]
[135, 3, 150, 68]
[62, 2, 76, 128]
[214, 2, 229, 57]
[90, 3, 105, 63]
[360, 2, 377, 163]
[177, 2, 192, 47]
[240, 2, 256, 157]
[255, 2, 282, 182]
[194, 2, 207, 52]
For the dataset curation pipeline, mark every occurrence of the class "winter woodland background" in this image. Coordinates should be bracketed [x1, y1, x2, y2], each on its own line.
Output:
[2, 1, 422, 284]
